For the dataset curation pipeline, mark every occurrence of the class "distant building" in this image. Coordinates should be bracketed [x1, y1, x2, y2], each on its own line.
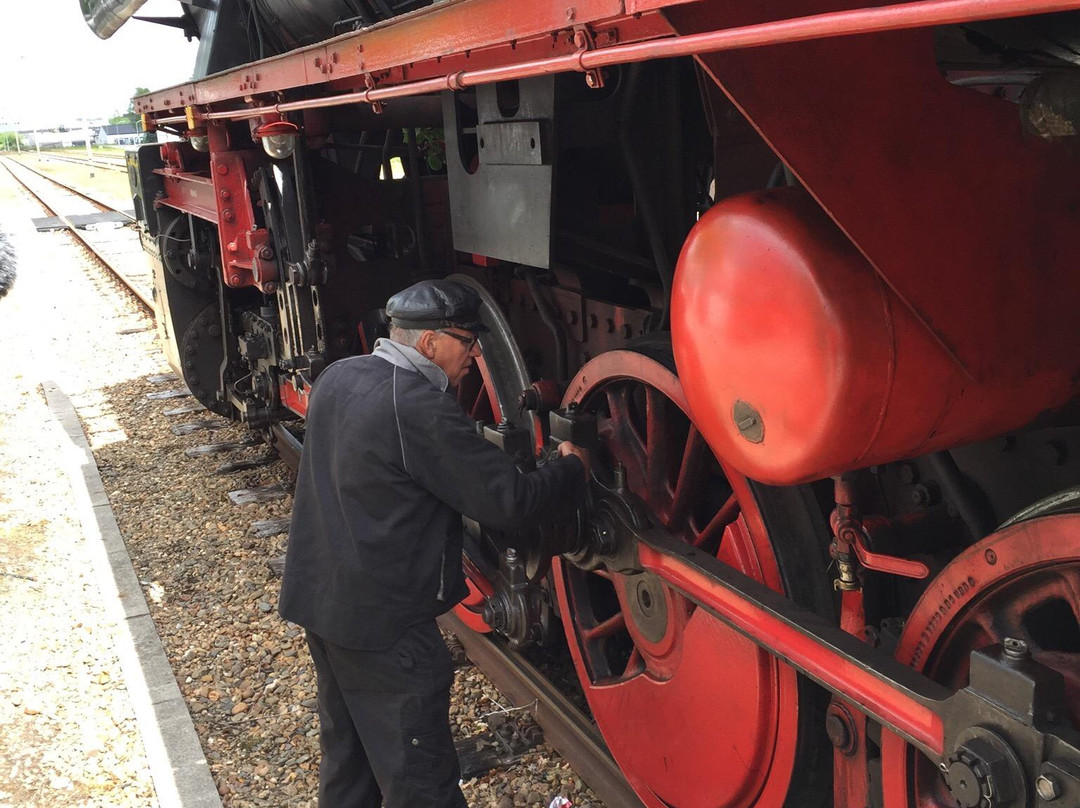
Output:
[96, 123, 142, 146]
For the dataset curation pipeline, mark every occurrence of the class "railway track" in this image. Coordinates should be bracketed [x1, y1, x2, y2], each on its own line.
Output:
[40, 151, 128, 173]
[0, 156, 152, 311]
[4, 157, 641, 807]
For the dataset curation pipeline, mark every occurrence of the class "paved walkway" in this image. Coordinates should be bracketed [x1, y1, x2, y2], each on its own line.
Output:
[0, 165, 221, 808]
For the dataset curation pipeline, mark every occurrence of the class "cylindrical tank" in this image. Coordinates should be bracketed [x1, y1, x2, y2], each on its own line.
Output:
[672, 189, 1078, 485]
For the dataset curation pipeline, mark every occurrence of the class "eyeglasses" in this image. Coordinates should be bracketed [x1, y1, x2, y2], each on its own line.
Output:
[437, 329, 480, 352]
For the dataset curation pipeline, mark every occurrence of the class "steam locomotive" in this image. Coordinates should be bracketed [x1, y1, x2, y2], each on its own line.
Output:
[87, 0, 1080, 805]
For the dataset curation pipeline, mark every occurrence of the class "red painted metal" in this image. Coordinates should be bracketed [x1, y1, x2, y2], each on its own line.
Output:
[456, 555, 495, 634]
[636, 540, 946, 757]
[880, 514, 1080, 807]
[554, 350, 805, 808]
[670, 0, 1080, 431]
[156, 170, 218, 223]
[143, 0, 1080, 125]
[832, 590, 872, 808]
[279, 379, 309, 417]
[205, 122, 277, 292]
[672, 189, 1080, 485]
[134, 0, 646, 114]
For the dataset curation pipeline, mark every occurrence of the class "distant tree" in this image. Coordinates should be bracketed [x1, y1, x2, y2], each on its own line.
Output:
[109, 87, 151, 127]
[0, 131, 22, 150]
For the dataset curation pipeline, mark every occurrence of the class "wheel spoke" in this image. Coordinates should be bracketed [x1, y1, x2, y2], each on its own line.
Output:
[693, 492, 740, 550]
[669, 426, 709, 529]
[623, 646, 644, 678]
[469, 383, 488, 420]
[644, 387, 672, 501]
[603, 386, 647, 486]
[583, 611, 626, 642]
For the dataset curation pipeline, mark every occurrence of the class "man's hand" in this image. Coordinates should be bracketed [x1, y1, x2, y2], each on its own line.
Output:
[557, 441, 591, 481]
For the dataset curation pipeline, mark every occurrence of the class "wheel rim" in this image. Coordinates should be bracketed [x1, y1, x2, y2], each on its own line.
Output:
[880, 513, 1080, 808]
[553, 349, 808, 808]
[448, 275, 537, 632]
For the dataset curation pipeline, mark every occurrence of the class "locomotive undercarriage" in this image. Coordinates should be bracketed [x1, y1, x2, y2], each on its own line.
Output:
[121, 3, 1080, 805]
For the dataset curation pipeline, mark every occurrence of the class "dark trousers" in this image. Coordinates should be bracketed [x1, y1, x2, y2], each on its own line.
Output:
[306, 624, 468, 808]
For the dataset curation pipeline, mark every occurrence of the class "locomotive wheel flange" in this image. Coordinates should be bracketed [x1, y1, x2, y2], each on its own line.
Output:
[880, 512, 1080, 808]
[553, 345, 835, 808]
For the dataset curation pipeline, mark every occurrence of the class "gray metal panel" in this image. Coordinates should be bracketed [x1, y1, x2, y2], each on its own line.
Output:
[476, 121, 544, 166]
[443, 76, 555, 268]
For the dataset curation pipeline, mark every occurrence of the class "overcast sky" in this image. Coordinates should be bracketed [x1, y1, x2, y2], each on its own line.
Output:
[0, 0, 200, 129]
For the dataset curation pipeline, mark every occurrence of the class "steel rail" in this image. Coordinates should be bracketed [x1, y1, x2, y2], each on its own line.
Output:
[190, 0, 1080, 123]
[43, 153, 128, 173]
[437, 611, 646, 808]
[7, 157, 135, 222]
[0, 157, 152, 313]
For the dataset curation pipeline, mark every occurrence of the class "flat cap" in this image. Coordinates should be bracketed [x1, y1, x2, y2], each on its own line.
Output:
[385, 279, 488, 332]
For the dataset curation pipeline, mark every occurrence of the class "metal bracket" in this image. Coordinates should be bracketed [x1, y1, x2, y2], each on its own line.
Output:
[363, 74, 384, 114]
[572, 25, 605, 89]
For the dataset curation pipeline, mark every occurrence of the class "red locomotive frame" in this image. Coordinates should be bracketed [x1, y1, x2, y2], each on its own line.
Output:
[126, 0, 1080, 805]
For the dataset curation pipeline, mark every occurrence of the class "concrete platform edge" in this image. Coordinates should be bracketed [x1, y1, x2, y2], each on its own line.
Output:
[42, 380, 224, 808]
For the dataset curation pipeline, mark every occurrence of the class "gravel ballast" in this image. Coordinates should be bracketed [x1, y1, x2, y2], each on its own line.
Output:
[0, 160, 605, 808]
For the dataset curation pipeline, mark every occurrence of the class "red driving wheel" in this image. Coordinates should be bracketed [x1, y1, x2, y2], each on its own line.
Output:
[553, 347, 832, 808]
[880, 513, 1080, 807]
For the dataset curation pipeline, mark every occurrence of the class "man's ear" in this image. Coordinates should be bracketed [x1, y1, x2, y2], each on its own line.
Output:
[416, 330, 437, 359]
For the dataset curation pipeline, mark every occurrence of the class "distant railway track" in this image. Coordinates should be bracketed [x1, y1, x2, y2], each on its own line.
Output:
[7, 156, 136, 220]
[0, 156, 152, 312]
[40, 151, 128, 173]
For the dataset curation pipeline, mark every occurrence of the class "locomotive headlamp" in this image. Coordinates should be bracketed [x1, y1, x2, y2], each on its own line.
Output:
[254, 120, 300, 160]
[189, 134, 209, 153]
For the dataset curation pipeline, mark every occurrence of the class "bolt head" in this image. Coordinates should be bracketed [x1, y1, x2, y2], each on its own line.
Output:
[1037, 774, 1061, 801]
[1003, 636, 1029, 659]
[825, 713, 851, 750]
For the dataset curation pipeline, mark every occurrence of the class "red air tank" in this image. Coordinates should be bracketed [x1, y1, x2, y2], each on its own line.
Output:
[672, 189, 1079, 486]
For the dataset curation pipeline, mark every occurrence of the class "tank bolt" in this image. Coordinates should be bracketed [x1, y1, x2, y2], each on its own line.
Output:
[732, 400, 765, 444]
[216, 163, 228, 175]
[263, 282, 277, 294]
[222, 209, 235, 222]
[565, 6, 575, 20]
[1003, 637, 1029, 661]
[984, 548, 998, 565]
[259, 247, 274, 260]
[1036, 774, 1061, 801]
[585, 73, 598, 89]
[220, 189, 231, 200]
[229, 274, 241, 286]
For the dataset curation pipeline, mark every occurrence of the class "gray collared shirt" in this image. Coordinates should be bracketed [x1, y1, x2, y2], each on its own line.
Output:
[371, 337, 449, 392]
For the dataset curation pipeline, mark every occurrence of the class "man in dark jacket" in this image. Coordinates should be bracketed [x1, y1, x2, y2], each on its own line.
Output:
[280, 279, 588, 808]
